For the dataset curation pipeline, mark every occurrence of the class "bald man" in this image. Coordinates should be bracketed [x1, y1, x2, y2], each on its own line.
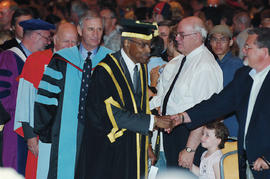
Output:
[14, 22, 78, 179]
[150, 16, 223, 169]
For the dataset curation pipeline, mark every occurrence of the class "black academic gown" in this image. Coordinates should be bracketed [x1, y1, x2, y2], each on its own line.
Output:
[76, 51, 151, 179]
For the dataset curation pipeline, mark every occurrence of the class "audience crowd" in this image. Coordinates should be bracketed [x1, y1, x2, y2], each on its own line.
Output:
[0, 0, 270, 178]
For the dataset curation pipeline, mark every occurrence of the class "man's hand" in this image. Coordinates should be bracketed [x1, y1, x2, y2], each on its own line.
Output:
[150, 66, 161, 87]
[148, 145, 157, 165]
[27, 137, 39, 157]
[253, 157, 270, 171]
[154, 115, 173, 130]
[178, 149, 195, 169]
[171, 113, 184, 126]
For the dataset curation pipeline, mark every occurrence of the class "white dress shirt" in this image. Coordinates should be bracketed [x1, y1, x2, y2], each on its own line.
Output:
[244, 64, 270, 149]
[150, 44, 223, 152]
[150, 44, 223, 114]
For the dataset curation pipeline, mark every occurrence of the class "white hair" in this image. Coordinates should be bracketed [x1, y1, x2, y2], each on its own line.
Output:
[193, 23, 208, 42]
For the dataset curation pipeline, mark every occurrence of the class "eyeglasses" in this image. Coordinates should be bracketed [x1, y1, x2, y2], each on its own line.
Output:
[175, 32, 197, 39]
[210, 37, 230, 43]
[243, 44, 253, 50]
[129, 39, 151, 49]
[36, 32, 51, 42]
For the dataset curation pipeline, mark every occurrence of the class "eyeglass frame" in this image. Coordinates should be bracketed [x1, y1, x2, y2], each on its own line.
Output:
[128, 39, 151, 49]
[209, 36, 230, 43]
[243, 44, 254, 51]
[35, 32, 51, 42]
[175, 32, 198, 40]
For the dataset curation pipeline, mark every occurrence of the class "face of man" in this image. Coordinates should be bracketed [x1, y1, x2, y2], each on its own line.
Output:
[243, 34, 266, 71]
[125, 38, 151, 64]
[232, 17, 242, 35]
[78, 17, 103, 51]
[176, 20, 198, 55]
[158, 25, 170, 49]
[34, 30, 52, 51]
[210, 33, 232, 59]
[13, 15, 32, 40]
[152, 13, 164, 24]
[100, 9, 113, 32]
[0, 1, 14, 29]
[54, 23, 78, 52]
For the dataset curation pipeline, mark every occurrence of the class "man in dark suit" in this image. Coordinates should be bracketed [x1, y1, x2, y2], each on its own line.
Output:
[172, 27, 270, 179]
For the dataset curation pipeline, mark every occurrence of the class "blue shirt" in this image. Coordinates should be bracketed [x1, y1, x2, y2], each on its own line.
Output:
[216, 51, 243, 137]
[20, 43, 32, 57]
[147, 56, 167, 85]
[79, 43, 99, 60]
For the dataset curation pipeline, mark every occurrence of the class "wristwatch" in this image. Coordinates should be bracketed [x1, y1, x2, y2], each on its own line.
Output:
[185, 147, 195, 153]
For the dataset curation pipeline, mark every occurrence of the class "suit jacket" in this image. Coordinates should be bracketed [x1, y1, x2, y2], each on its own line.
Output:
[186, 66, 270, 179]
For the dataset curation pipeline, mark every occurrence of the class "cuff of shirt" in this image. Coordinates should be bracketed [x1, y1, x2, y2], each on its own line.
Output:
[149, 115, 155, 131]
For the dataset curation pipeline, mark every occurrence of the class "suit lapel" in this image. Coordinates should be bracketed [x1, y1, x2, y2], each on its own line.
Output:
[246, 70, 270, 135]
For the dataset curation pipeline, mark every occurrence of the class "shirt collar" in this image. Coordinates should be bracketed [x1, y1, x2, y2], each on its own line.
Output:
[249, 64, 270, 80]
[79, 43, 99, 60]
[121, 48, 140, 74]
[20, 43, 32, 57]
[186, 44, 204, 60]
[216, 52, 232, 64]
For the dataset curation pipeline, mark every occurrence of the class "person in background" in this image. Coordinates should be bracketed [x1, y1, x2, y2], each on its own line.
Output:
[100, 6, 121, 51]
[0, 0, 18, 31]
[232, 11, 251, 59]
[152, 2, 172, 24]
[208, 24, 243, 137]
[0, 8, 33, 50]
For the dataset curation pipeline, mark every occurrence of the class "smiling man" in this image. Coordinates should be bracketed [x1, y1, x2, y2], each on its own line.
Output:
[173, 27, 270, 179]
[76, 19, 173, 179]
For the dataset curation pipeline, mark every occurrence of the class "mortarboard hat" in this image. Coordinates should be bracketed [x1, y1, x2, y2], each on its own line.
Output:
[120, 19, 157, 40]
[19, 19, 55, 31]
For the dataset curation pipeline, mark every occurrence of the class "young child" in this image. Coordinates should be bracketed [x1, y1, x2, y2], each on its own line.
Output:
[191, 121, 229, 179]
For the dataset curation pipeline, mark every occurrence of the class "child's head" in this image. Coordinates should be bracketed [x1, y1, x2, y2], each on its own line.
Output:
[201, 121, 229, 149]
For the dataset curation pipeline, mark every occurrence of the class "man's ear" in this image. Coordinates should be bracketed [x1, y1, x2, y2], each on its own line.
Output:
[123, 39, 130, 49]
[229, 39, 233, 47]
[77, 25, 82, 36]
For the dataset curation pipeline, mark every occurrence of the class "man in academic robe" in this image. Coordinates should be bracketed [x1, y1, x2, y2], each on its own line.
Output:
[14, 22, 78, 179]
[75, 19, 174, 179]
[34, 11, 113, 179]
[0, 18, 54, 175]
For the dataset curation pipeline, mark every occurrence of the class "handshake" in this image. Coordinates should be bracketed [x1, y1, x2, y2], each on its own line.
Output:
[153, 113, 188, 132]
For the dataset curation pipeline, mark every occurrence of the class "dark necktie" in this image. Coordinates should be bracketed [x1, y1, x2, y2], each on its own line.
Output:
[162, 56, 186, 115]
[154, 57, 186, 160]
[133, 65, 140, 93]
[78, 52, 92, 121]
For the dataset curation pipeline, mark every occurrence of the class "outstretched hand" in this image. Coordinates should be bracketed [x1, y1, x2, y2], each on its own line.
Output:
[154, 115, 174, 130]
[171, 113, 185, 126]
